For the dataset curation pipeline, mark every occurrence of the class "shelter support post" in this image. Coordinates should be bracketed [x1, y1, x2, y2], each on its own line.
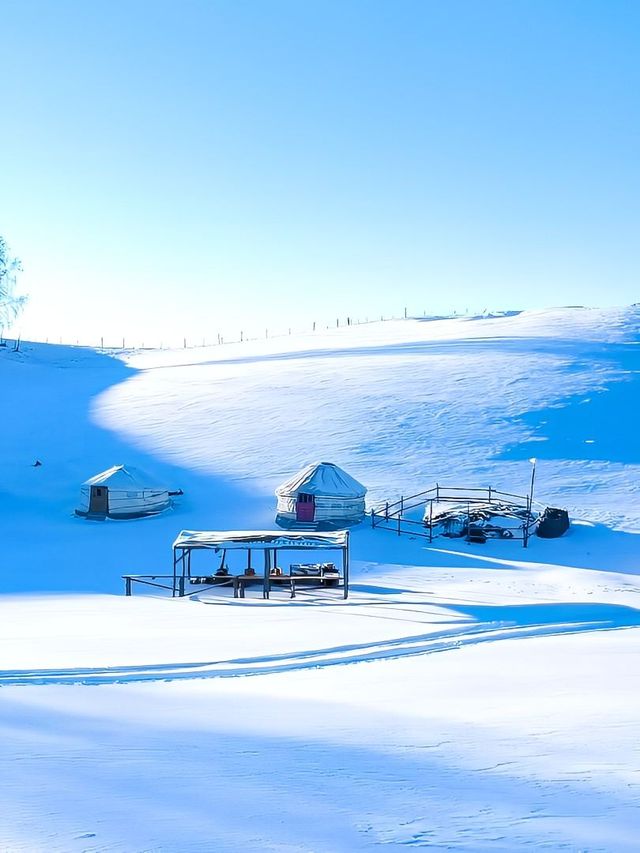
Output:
[171, 549, 189, 596]
[263, 549, 270, 599]
[172, 550, 178, 597]
[125, 576, 132, 596]
[343, 541, 349, 599]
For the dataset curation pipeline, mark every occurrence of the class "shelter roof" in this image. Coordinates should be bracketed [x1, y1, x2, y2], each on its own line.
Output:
[173, 529, 349, 551]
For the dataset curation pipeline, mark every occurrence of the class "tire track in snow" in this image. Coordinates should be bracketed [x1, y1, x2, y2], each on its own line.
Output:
[0, 619, 630, 686]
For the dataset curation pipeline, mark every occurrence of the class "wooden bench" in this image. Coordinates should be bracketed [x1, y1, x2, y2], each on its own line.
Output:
[289, 573, 341, 598]
[233, 572, 343, 599]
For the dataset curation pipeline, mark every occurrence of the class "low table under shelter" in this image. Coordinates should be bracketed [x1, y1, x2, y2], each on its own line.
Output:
[171, 529, 350, 599]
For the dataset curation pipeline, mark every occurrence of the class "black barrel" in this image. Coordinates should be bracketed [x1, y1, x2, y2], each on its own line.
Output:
[536, 507, 570, 538]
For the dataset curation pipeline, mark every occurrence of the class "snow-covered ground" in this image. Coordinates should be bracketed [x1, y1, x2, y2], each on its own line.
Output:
[2, 307, 640, 851]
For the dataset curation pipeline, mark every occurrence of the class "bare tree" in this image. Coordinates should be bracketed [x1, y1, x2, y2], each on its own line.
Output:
[0, 236, 26, 340]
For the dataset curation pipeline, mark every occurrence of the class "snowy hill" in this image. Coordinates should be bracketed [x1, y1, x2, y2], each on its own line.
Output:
[2, 307, 640, 851]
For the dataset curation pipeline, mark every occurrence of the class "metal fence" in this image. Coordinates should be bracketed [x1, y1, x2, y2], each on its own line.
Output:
[370, 483, 541, 548]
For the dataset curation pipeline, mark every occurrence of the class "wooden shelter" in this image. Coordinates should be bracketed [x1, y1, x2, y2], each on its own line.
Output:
[168, 529, 350, 599]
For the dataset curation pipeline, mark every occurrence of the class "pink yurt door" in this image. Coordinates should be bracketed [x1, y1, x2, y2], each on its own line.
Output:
[296, 493, 315, 522]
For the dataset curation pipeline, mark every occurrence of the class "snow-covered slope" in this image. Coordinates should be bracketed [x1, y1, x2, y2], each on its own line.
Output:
[2, 307, 640, 851]
[103, 305, 640, 527]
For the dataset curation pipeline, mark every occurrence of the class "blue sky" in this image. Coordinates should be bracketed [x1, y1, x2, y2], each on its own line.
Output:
[1, 0, 638, 346]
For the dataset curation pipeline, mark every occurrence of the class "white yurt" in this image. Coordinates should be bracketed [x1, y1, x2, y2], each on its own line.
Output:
[275, 462, 367, 529]
[76, 465, 173, 520]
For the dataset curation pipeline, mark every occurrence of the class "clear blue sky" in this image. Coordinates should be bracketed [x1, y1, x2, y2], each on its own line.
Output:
[1, 0, 638, 346]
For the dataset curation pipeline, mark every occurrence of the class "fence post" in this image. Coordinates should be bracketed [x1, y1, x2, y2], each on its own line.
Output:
[371, 508, 375, 528]
[397, 514, 401, 536]
[429, 499, 433, 543]
[400, 496, 404, 517]
[125, 576, 132, 596]
[385, 501, 389, 521]
[523, 496, 530, 549]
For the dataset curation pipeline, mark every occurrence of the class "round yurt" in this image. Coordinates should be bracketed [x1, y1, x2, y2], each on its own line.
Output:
[75, 465, 172, 520]
[275, 462, 367, 529]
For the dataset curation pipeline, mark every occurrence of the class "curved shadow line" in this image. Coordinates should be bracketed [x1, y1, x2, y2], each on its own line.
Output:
[1, 620, 634, 687]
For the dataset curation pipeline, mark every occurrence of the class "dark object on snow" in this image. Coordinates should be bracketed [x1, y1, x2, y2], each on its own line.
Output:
[190, 575, 233, 585]
[536, 507, 570, 538]
[466, 525, 488, 544]
[32, 460, 42, 467]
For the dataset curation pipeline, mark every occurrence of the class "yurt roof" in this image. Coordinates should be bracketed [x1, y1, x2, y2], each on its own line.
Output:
[82, 465, 168, 491]
[276, 462, 366, 499]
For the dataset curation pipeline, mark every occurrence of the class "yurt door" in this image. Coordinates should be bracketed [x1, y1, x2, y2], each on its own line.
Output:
[296, 493, 315, 522]
[89, 486, 109, 515]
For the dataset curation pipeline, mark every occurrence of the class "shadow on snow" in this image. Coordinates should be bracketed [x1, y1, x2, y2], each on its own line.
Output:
[0, 343, 266, 595]
[2, 599, 638, 686]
